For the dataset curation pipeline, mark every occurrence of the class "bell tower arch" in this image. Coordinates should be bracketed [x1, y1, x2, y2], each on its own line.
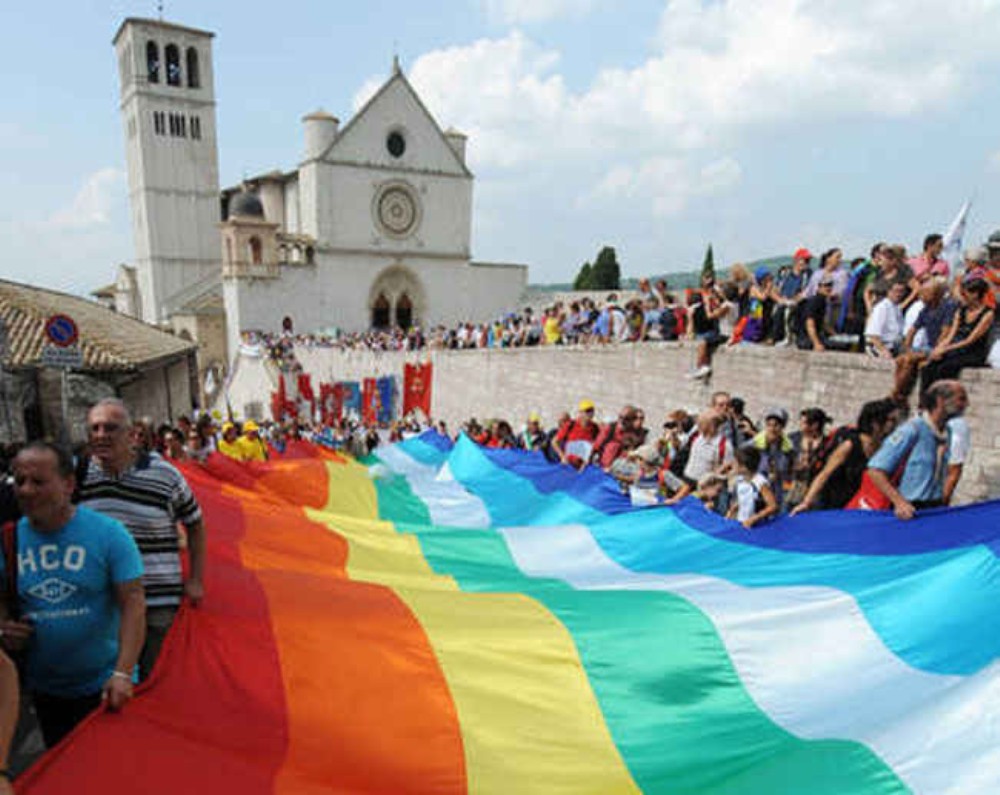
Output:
[114, 17, 221, 324]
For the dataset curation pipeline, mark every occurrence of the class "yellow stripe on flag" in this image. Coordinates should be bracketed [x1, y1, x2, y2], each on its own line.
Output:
[305, 461, 639, 794]
[322, 458, 379, 518]
[398, 587, 641, 795]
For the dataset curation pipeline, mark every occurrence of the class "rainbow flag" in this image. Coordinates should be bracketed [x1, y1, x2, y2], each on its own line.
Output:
[18, 433, 1000, 793]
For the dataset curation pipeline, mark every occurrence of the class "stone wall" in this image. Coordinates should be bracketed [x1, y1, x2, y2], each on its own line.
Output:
[0, 370, 32, 444]
[29, 357, 195, 444]
[121, 357, 196, 428]
[286, 341, 1000, 506]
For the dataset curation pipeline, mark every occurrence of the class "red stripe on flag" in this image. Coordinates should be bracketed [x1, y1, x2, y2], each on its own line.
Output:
[20, 452, 466, 793]
[18, 471, 291, 794]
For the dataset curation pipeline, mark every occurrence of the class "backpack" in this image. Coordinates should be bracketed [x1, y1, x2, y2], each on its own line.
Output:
[591, 423, 618, 467]
[733, 475, 766, 516]
[807, 426, 851, 480]
[847, 424, 921, 511]
[1, 520, 20, 620]
[673, 306, 687, 336]
[838, 264, 873, 334]
[670, 432, 726, 478]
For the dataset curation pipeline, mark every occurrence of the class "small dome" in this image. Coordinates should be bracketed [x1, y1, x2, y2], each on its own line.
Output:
[988, 229, 1000, 249]
[229, 190, 264, 219]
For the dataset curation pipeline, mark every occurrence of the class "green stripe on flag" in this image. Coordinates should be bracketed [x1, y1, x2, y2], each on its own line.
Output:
[370, 460, 907, 794]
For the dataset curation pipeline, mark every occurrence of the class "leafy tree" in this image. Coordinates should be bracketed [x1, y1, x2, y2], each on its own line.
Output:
[591, 246, 621, 290]
[701, 244, 715, 282]
[573, 261, 593, 290]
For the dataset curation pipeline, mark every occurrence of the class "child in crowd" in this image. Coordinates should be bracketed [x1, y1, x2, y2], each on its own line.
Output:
[625, 445, 662, 505]
[728, 447, 778, 528]
[694, 473, 728, 514]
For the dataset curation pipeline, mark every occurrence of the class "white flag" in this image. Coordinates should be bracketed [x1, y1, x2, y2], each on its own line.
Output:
[942, 199, 971, 272]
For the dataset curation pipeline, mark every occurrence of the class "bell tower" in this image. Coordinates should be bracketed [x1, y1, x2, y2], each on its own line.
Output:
[113, 18, 221, 324]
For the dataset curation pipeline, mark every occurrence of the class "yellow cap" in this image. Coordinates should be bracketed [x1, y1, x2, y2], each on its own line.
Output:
[221, 422, 235, 433]
[243, 420, 259, 432]
[528, 411, 542, 423]
[578, 399, 595, 412]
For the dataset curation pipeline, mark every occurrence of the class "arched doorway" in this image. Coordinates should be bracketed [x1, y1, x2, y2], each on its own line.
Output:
[367, 265, 426, 330]
[395, 293, 413, 329]
[372, 293, 391, 328]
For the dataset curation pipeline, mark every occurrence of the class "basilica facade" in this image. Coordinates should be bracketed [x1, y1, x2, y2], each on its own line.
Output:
[110, 17, 527, 398]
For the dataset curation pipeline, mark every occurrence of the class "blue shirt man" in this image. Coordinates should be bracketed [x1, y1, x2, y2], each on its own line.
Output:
[866, 380, 969, 520]
[0, 443, 145, 749]
[867, 418, 949, 503]
[13, 507, 143, 698]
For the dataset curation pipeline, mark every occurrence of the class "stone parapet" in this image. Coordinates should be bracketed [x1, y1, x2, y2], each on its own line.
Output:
[289, 341, 1000, 506]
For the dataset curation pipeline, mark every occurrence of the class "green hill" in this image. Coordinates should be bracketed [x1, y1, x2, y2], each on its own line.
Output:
[529, 255, 794, 291]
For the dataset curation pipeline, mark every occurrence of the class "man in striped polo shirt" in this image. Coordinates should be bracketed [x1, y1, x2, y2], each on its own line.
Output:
[78, 399, 205, 680]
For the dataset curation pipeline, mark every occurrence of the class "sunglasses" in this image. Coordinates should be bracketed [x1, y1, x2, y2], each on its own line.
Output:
[89, 422, 122, 433]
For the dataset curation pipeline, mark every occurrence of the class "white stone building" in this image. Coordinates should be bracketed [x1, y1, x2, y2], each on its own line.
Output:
[111, 17, 527, 398]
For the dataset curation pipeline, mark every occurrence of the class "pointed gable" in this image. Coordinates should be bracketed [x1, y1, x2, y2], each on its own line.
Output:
[321, 71, 472, 178]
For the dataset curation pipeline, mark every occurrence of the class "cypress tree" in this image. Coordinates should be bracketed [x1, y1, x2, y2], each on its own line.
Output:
[591, 246, 621, 290]
[701, 244, 715, 282]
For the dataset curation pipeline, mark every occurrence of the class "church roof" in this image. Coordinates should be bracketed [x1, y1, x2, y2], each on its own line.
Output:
[90, 283, 117, 299]
[318, 67, 473, 178]
[162, 271, 224, 317]
[0, 279, 195, 372]
[112, 17, 214, 45]
[229, 189, 265, 218]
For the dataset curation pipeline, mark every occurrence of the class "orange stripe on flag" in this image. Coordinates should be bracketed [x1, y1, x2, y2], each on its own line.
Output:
[233, 480, 467, 793]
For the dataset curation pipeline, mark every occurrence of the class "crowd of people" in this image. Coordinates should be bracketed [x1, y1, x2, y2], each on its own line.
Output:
[448, 380, 972, 528]
[237, 234, 1000, 398]
[148, 375, 973, 533]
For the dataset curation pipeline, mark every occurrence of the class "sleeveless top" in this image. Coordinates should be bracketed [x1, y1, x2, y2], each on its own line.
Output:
[820, 429, 868, 509]
[953, 305, 991, 362]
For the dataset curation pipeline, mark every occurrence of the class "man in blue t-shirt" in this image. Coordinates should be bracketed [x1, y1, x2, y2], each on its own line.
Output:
[866, 380, 969, 520]
[0, 442, 144, 748]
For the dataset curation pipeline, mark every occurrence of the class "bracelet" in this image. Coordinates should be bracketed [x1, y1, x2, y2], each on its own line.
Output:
[111, 670, 132, 681]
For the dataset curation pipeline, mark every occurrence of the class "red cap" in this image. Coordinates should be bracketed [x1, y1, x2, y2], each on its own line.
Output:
[793, 247, 813, 260]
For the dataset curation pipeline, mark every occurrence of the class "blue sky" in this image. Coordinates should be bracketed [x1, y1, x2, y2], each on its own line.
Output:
[3, 0, 1000, 296]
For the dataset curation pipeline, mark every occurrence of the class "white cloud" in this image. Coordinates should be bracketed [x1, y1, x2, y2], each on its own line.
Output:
[47, 168, 125, 230]
[0, 167, 130, 294]
[388, 1, 1000, 174]
[586, 155, 743, 216]
[401, 32, 567, 169]
[482, 0, 598, 25]
[347, 0, 1000, 236]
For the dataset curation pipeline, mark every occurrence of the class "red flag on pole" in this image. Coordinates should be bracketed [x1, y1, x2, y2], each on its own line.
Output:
[297, 373, 315, 403]
[271, 373, 290, 422]
[362, 378, 379, 426]
[403, 362, 433, 416]
[318, 383, 337, 426]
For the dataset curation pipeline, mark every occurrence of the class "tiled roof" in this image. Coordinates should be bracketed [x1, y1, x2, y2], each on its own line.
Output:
[0, 278, 195, 371]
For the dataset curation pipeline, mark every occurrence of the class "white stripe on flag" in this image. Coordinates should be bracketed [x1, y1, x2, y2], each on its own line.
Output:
[500, 523, 1000, 795]
[376, 445, 491, 529]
